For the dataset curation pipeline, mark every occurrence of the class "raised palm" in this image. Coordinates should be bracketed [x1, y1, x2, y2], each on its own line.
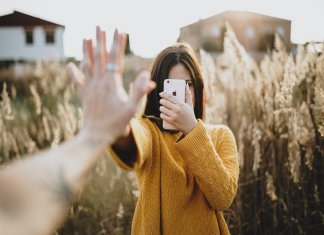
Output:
[67, 26, 155, 144]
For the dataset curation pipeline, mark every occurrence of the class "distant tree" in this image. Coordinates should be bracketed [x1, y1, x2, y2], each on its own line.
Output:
[125, 34, 133, 55]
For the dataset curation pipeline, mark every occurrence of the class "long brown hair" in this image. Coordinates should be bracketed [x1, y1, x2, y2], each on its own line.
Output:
[143, 42, 205, 130]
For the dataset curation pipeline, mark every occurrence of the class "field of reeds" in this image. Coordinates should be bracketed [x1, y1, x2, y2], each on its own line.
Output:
[0, 25, 323, 234]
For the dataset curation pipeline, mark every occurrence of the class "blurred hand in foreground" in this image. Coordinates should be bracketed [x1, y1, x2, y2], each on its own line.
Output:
[68, 26, 155, 144]
[0, 26, 155, 235]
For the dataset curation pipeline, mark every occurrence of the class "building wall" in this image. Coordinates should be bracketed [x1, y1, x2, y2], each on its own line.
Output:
[179, 12, 291, 52]
[0, 26, 64, 61]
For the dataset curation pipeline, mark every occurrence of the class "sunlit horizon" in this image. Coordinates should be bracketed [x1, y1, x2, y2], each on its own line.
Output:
[1, 0, 324, 59]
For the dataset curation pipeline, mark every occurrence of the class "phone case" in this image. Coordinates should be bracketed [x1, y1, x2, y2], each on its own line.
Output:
[162, 79, 186, 130]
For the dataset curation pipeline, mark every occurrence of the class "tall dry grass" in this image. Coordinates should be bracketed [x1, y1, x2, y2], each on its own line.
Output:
[201, 23, 324, 234]
[0, 24, 323, 234]
[0, 61, 138, 234]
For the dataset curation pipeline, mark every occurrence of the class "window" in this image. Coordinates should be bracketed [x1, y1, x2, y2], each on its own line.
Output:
[45, 30, 55, 44]
[276, 26, 285, 37]
[25, 30, 34, 44]
[212, 25, 220, 37]
[245, 26, 255, 39]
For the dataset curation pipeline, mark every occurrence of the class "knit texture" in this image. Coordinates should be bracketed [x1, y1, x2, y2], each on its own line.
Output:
[108, 117, 239, 235]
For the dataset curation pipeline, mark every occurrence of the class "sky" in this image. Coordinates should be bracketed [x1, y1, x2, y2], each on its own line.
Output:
[1, 0, 324, 59]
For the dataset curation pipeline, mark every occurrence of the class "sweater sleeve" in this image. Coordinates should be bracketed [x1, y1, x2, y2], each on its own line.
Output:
[108, 117, 152, 171]
[175, 120, 239, 211]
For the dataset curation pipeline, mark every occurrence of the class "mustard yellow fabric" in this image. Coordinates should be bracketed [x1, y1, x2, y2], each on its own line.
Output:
[109, 117, 239, 235]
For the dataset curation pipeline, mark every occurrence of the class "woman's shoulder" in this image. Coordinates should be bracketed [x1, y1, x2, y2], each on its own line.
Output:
[204, 123, 236, 145]
[205, 123, 233, 134]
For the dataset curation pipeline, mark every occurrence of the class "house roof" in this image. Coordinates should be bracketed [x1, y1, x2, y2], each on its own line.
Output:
[181, 10, 291, 29]
[0, 11, 64, 28]
[215, 11, 291, 21]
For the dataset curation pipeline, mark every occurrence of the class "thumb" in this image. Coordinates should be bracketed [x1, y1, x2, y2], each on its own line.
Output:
[67, 62, 85, 92]
[66, 62, 85, 86]
[129, 71, 155, 105]
[185, 84, 193, 107]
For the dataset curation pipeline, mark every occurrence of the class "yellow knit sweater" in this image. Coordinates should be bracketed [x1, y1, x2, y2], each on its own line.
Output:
[109, 117, 239, 235]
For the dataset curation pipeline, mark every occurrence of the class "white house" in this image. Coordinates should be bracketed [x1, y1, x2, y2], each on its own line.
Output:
[0, 11, 65, 62]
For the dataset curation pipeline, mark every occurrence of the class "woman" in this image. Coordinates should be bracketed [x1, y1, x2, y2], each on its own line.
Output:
[83, 30, 239, 234]
[109, 42, 239, 235]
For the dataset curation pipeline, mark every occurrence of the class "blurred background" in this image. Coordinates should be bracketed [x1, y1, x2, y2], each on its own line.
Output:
[0, 0, 323, 234]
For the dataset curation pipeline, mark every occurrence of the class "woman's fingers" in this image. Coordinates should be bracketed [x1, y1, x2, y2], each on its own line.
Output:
[159, 98, 179, 111]
[159, 105, 175, 118]
[160, 113, 173, 123]
[159, 92, 181, 105]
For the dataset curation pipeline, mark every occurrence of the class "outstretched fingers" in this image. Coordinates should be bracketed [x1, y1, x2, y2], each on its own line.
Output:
[118, 33, 127, 74]
[110, 29, 120, 62]
[128, 71, 156, 109]
[102, 31, 108, 66]
[81, 39, 94, 79]
[107, 28, 127, 75]
[94, 26, 108, 78]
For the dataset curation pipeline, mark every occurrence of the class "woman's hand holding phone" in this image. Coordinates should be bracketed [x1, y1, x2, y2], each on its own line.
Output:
[159, 84, 198, 135]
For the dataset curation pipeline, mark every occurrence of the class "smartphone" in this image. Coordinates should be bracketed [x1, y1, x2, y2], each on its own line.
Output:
[162, 79, 186, 130]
